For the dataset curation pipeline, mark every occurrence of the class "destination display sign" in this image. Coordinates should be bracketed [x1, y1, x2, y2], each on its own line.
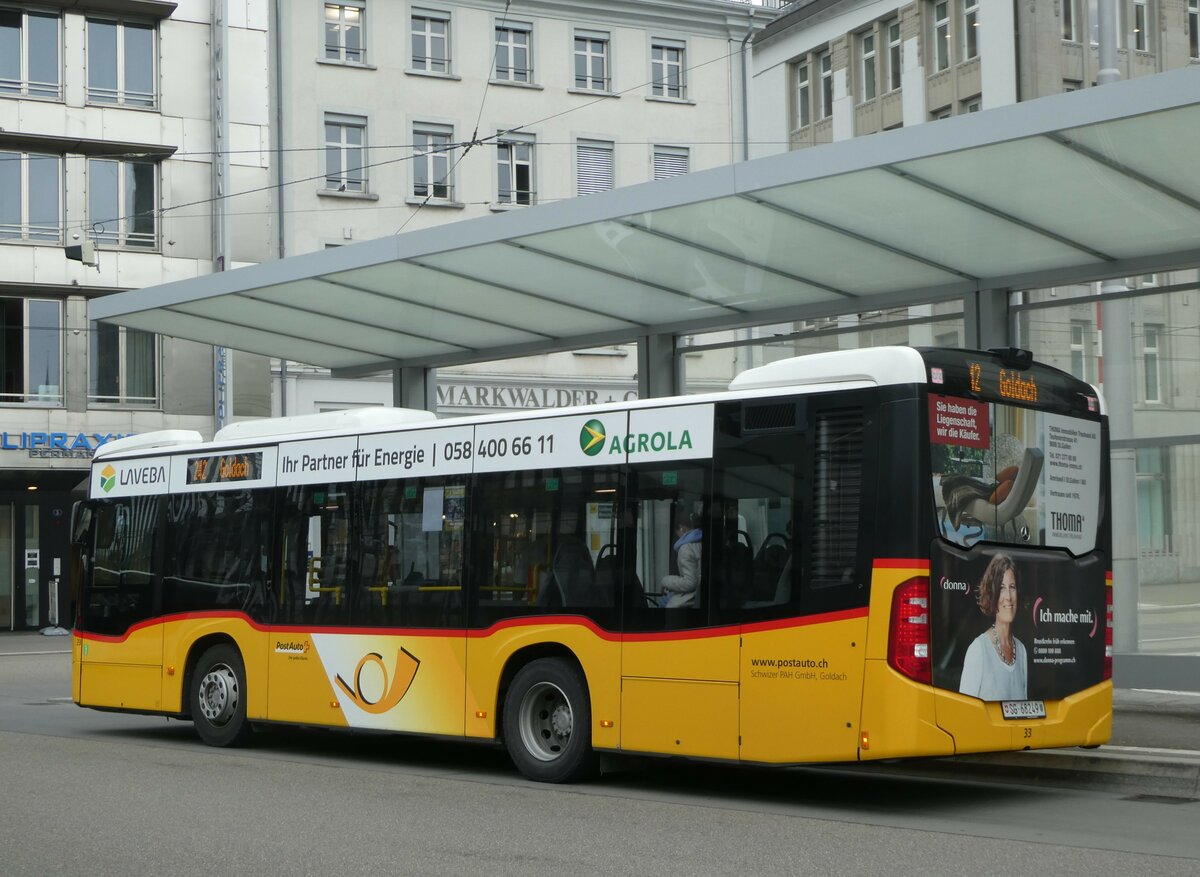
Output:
[169, 447, 277, 493]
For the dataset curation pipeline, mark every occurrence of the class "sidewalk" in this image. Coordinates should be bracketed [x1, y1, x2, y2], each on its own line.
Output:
[4, 630, 1197, 793]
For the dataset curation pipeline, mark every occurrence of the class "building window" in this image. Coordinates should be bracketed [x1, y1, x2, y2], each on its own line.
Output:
[1143, 324, 1162, 402]
[1132, 0, 1148, 51]
[793, 61, 810, 128]
[930, 105, 951, 120]
[858, 30, 876, 102]
[574, 30, 609, 90]
[90, 323, 157, 405]
[576, 139, 613, 195]
[1191, 0, 1199, 60]
[651, 39, 685, 99]
[411, 10, 449, 74]
[962, 0, 979, 60]
[1135, 447, 1170, 552]
[962, 95, 981, 113]
[0, 297, 62, 404]
[653, 145, 689, 180]
[886, 18, 902, 92]
[933, 2, 950, 71]
[494, 21, 531, 82]
[1063, 79, 1082, 92]
[324, 113, 367, 193]
[0, 9, 60, 99]
[1069, 320, 1089, 380]
[88, 158, 156, 248]
[1063, 0, 1079, 40]
[324, 1, 364, 64]
[496, 133, 533, 205]
[0, 152, 61, 242]
[87, 19, 155, 107]
[412, 123, 454, 200]
[818, 50, 833, 119]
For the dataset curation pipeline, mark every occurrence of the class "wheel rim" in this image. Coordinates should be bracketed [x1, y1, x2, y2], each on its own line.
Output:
[197, 663, 239, 727]
[517, 681, 573, 762]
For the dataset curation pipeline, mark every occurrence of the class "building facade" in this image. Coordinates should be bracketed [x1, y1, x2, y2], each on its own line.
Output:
[0, 0, 272, 629]
[269, 0, 777, 417]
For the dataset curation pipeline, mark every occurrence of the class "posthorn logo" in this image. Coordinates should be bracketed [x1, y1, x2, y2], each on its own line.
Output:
[580, 419, 606, 456]
[100, 464, 117, 493]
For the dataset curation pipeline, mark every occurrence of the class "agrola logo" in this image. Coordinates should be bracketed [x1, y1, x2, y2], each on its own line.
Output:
[335, 648, 421, 715]
[100, 464, 117, 493]
[580, 419, 606, 456]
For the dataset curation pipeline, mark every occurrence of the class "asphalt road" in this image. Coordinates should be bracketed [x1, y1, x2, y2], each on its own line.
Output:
[2, 642, 1198, 876]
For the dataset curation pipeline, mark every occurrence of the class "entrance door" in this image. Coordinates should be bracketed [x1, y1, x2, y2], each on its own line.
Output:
[0, 504, 11, 629]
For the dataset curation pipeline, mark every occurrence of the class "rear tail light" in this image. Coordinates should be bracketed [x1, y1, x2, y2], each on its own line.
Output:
[1104, 586, 1113, 681]
[888, 577, 931, 684]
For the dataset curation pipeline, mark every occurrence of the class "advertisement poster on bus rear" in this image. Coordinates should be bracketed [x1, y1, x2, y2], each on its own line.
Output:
[929, 543, 1107, 701]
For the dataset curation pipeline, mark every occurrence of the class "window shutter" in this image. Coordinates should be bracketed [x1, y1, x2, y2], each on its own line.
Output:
[653, 148, 688, 180]
[576, 142, 613, 195]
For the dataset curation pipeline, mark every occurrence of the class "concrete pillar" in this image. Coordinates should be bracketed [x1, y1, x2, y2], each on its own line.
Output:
[1100, 282, 1140, 653]
[637, 334, 678, 399]
[393, 366, 438, 413]
[962, 288, 1010, 350]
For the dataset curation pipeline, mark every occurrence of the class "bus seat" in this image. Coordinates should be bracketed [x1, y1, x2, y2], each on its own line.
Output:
[551, 538, 598, 607]
[752, 533, 790, 602]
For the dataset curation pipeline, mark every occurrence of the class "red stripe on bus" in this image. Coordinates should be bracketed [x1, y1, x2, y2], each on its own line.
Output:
[77, 607, 870, 646]
[873, 558, 930, 570]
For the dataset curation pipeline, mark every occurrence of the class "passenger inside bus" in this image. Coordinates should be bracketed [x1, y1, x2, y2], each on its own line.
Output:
[658, 513, 703, 608]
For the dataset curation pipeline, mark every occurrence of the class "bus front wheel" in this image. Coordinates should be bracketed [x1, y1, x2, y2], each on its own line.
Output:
[502, 658, 597, 783]
[190, 643, 253, 747]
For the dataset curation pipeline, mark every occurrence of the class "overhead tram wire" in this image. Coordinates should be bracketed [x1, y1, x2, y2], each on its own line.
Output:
[61, 40, 752, 242]
[394, 0, 512, 235]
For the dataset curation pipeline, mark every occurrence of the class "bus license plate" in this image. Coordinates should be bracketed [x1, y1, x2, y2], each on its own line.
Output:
[1001, 700, 1046, 720]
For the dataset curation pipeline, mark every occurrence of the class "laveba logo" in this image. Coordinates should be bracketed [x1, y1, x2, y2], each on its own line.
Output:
[580, 419, 606, 456]
[334, 648, 420, 715]
[100, 464, 117, 493]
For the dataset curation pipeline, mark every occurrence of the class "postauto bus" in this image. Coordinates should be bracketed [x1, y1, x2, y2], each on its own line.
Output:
[69, 347, 1111, 782]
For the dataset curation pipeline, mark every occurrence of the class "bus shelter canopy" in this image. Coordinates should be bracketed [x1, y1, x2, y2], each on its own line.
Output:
[90, 67, 1200, 377]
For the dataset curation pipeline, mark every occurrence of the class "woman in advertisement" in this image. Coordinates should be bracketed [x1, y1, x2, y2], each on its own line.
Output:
[959, 553, 1028, 700]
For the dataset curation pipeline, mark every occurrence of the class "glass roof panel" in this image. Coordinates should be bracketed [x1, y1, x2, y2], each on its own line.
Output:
[895, 136, 1200, 260]
[331, 261, 628, 337]
[518, 221, 847, 315]
[1064, 105, 1200, 204]
[246, 280, 547, 351]
[762, 167, 1096, 278]
[637, 196, 960, 295]
[419, 240, 739, 325]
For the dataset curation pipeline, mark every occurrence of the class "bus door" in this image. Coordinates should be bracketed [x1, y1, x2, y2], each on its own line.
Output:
[622, 449, 741, 762]
[78, 497, 165, 712]
[731, 399, 873, 764]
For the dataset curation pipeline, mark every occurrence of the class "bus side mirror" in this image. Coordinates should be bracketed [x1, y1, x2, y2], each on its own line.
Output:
[70, 502, 93, 547]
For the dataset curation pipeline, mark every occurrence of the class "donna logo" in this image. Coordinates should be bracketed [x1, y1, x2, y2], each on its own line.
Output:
[99, 465, 117, 493]
[580, 419, 606, 456]
[334, 649, 420, 715]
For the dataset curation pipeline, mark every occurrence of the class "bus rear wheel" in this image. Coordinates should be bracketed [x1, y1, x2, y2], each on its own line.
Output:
[190, 643, 253, 747]
[502, 658, 597, 783]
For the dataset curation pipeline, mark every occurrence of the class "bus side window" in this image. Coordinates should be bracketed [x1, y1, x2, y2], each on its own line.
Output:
[82, 497, 160, 636]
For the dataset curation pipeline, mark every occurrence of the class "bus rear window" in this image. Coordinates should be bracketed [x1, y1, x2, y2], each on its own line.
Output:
[930, 395, 1101, 554]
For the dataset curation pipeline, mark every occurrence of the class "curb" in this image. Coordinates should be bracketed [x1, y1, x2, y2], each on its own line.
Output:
[851, 746, 1200, 797]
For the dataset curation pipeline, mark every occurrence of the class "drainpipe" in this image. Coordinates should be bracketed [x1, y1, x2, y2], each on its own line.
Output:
[740, 12, 754, 162]
[274, 0, 288, 414]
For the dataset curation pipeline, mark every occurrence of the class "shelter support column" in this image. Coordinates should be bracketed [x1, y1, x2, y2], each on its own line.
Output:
[1100, 283, 1139, 656]
[637, 334, 679, 399]
[963, 288, 1010, 350]
[393, 367, 438, 414]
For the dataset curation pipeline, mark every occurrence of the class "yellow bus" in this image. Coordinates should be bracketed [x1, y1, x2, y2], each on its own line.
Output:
[70, 347, 1112, 782]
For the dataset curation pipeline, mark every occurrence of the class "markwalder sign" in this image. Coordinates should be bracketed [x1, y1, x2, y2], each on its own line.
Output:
[436, 382, 638, 410]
